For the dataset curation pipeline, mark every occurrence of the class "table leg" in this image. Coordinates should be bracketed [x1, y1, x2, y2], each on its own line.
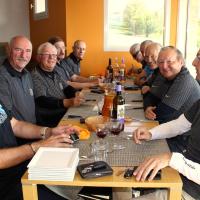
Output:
[22, 183, 38, 200]
[168, 186, 182, 200]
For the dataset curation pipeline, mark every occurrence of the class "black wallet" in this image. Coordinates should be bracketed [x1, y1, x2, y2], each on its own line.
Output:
[77, 161, 113, 179]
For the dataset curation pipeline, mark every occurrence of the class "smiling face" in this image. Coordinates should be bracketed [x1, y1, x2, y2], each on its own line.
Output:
[144, 43, 161, 70]
[8, 36, 32, 72]
[54, 41, 66, 61]
[72, 41, 86, 60]
[37, 43, 57, 72]
[157, 48, 183, 80]
[192, 49, 200, 79]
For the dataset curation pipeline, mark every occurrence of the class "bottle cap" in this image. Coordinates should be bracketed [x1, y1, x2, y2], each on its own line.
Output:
[116, 84, 121, 92]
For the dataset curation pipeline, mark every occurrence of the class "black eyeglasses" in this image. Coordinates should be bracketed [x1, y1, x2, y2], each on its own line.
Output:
[40, 53, 57, 59]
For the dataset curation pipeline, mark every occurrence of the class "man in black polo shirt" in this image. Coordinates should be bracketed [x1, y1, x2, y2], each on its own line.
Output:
[48, 36, 99, 89]
[31, 42, 85, 127]
[63, 40, 86, 75]
[133, 100, 200, 200]
[0, 36, 35, 124]
[0, 100, 76, 200]
[144, 46, 200, 124]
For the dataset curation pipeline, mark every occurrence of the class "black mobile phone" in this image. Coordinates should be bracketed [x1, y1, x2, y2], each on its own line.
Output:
[124, 168, 134, 178]
[70, 132, 79, 142]
[68, 115, 82, 118]
[146, 169, 161, 180]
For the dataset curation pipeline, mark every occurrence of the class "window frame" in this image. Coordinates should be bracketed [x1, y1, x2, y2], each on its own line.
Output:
[33, 0, 48, 20]
[104, 0, 171, 52]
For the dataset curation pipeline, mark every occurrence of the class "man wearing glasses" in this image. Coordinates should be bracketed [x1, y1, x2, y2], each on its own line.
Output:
[64, 40, 86, 75]
[48, 36, 100, 89]
[31, 42, 85, 127]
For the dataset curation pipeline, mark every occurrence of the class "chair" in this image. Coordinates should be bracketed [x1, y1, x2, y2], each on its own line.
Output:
[0, 42, 8, 65]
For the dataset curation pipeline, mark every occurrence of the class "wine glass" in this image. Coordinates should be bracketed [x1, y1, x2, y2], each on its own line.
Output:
[95, 123, 109, 140]
[109, 119, 124, 149]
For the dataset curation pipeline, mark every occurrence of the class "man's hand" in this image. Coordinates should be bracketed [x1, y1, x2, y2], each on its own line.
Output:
[49, 125, 79, 137]
[133, 127, 152, 144]
[31, 134, 74, 152]
[73, 91, 85, 106]
[145, 106, 156, 120]
[141, 86, 150, 94]
[133, 153, 172, 181]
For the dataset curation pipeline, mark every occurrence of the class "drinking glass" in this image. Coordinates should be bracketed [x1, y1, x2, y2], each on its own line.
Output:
[108, 119, 124, 149]
[95, 123, 110, 140]
[91, 139, 108, 161]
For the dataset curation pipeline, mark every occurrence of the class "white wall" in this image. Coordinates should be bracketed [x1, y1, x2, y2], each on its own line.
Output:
[0, 0, 30, 42]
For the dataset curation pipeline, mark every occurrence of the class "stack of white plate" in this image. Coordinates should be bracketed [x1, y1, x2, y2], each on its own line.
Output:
[28, 147, 79, 181]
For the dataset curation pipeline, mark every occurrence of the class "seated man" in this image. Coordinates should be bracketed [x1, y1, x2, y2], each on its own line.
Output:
[132, 100, 200, 200]
[134, 42, 161, 87]
[0, 36, 36, 124]
[48, 36, 100, 89]
[192, 48, 200, 85]
[144, 46, 200, 124]
[31, 42, 84, 127]
[127, 43, 143, 75]
[0, 99, 79, 200]
[63, 39, 86, 75]
[140, 42, 162, 95]
[139, 40, 153, 69]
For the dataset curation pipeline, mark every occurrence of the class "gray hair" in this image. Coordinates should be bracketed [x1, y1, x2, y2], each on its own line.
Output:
[140, 40, 153, 48]
[37, 42, 57, 54]
[160, 46, 185, 64]
[129, 43, 140, 54]
[9, 35, 32, 49]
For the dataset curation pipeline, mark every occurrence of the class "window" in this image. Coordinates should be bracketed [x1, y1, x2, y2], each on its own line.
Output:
[33, 0, 48, 20]
[177, 0, 200, 77]
[104, 0, 171, 51]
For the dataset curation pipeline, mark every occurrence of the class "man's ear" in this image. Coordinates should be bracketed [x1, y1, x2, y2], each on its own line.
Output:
[179, 57, 185, 66]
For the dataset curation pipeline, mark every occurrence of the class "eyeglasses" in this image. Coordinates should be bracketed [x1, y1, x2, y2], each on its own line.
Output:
[40, 53, 57, 59]
[157, 59, 177, 65]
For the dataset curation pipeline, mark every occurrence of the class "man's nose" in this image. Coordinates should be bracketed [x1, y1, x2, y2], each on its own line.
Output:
[20, 50, 26, 57]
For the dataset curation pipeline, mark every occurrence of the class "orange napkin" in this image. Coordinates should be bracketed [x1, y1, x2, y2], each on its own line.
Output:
[73, 126, 91, 140]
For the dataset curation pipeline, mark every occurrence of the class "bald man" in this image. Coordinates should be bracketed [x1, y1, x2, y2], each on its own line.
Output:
[134, 42, 162, 87]
[64, 40, 86, 75]
[0, 36, 36, 125]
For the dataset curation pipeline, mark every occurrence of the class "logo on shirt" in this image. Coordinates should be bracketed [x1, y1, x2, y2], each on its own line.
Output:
[59, 82, 64, 90]
[0, 104, 7, 124]
[29, 88, 33, 96]
[165, 94, 170, 98]
[152, 85, 159, 88]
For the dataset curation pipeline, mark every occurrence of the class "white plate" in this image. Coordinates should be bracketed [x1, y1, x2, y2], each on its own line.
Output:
[28, 147, 79, 169]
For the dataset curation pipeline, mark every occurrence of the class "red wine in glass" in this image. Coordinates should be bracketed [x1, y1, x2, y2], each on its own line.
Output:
[110, 127, 121, 135]
[96, 129, 107, 138]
